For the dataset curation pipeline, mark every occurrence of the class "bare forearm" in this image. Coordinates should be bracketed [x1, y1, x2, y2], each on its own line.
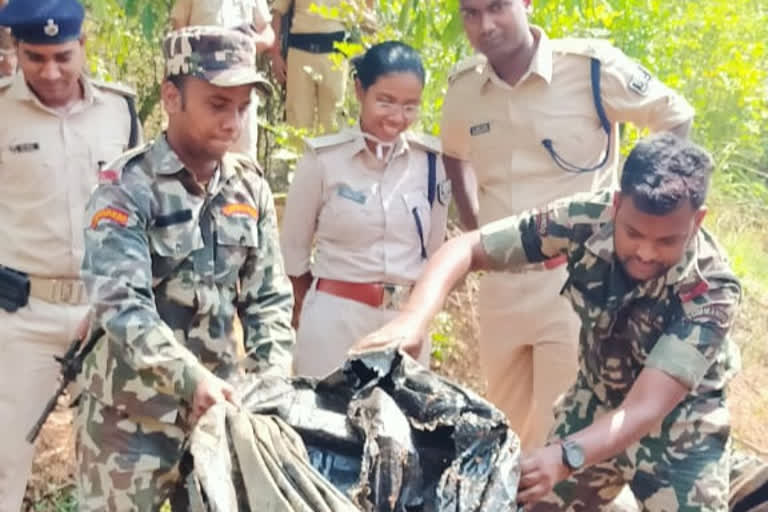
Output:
[269, 14, 283, 54]
[443, 156, 479, 231]
[565, 369, 687, 466]
[401, 231, 485, 328]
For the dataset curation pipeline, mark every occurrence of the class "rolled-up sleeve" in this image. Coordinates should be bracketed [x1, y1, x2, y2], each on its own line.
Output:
[645, 278, 741, 389]
[280, 151, 323, 277]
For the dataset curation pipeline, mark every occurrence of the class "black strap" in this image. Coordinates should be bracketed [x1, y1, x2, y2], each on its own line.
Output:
[590, 58, 611, 137]
[426, 151, 437, 208]
[540, 57, 611, 174]
[411, 208, 427, 259]
[125, 95, 139, 149]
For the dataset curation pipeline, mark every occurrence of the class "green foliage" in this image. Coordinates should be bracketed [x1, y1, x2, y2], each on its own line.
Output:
[30, 486, 77, 512]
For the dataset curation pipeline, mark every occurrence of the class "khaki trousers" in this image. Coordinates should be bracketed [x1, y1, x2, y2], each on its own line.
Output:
[294, 281, 430, 378]
[0, 297, 87, 511]
[285, 47, 348, 133]
[478, 269, 579, 450]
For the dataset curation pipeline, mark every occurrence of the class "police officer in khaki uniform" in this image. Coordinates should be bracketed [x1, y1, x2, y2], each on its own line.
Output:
[441, 0, 694, 452]
[0, 0, 16, 77]
[268, 0, 374, 133]
[0, 0, 138, 509]
[169, 0, 275, 161]
[281, 42, 449, 377]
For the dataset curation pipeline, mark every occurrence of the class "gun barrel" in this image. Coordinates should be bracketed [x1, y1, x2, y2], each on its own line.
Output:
[26, 381, 68, 444]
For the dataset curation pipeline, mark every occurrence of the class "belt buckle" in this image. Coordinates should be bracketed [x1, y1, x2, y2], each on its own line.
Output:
[52, 279, 83, 304]
[309, 42, 321, 53]
[381, 284, 408, 310]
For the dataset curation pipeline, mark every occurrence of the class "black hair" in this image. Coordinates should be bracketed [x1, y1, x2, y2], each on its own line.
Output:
[165, 74, 188, 109]
[352, 41, 425, 90]
[620, 132, 714, 215]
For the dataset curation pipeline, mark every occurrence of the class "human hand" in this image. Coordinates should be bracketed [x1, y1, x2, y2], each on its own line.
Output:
[349, 310, 427, 360]
[190, 377, 239, 425]
[270, 52, 287, 85]
[517, 444, 570, 507]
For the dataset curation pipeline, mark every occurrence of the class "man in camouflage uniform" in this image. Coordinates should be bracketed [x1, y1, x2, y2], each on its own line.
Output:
[76, 25, 293, 510]
[354, 133, 741, 511]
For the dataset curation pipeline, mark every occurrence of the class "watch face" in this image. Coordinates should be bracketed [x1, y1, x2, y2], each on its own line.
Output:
[564, 441, 585, 469]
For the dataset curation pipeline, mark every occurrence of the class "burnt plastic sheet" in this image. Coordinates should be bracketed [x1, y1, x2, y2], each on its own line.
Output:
[238, 350, 521, 511]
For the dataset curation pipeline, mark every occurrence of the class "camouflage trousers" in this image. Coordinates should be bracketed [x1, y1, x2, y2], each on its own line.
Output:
[75, 393, 186, 511]
[532, 381, 730, 512]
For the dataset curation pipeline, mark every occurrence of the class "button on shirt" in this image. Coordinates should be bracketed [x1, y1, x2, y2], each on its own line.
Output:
[441, 27, 695, 225]
[281, 127, 449, 285]
[0, 74, 132, 277]
[81, 137, 294, 421]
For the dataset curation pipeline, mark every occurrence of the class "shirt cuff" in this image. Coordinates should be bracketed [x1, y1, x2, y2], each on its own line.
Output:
[645, 335, 710, 389]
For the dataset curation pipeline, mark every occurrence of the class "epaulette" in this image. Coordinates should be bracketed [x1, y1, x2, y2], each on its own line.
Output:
[406, 132, 441, 154]
[551, 38, 619, 62]
[448, 54, 486, 84]
[90, 78, 137, 99]
[97, 143, 151, 184]
[304, 130, 357, 153]
[225, 151, 264, 177]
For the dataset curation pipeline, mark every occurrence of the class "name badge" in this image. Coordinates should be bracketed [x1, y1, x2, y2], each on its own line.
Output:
[9, 142, 40, 153]
[336, 183, 367, 204]
[470, 123, 490, 136]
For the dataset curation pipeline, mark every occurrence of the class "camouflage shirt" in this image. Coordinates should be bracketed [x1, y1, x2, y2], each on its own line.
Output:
[80, 136, 294, 423]
[481, 190, 741, 408]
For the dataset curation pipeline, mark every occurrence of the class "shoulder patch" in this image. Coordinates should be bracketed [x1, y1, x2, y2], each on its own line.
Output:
[98, 143, 151, 184]
[304, 130, 357, 152]
[90, 78, 137, 99]
[405, 132, 441, 154]
[448, 54, 486, 84]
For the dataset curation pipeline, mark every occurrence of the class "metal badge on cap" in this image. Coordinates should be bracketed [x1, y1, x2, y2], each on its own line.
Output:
[44, 19, 60, 37]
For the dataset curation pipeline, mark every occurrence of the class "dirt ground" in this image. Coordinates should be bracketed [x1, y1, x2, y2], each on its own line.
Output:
[23, 277, 768, 509]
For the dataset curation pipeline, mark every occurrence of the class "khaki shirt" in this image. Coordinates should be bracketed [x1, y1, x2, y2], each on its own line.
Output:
[441, 27, 695, 225]
[281, 126, 450, 284]
[170, 0, 272, 29]
[271, 0, 345, 34]
[0, 74, 134, 278]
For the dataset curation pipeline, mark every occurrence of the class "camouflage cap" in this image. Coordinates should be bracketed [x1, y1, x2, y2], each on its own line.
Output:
[163, 25, 272, 94]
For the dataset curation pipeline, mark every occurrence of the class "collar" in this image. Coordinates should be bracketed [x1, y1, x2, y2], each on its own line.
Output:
[151, 135, 187, 176]
[481, 26, 553, 90]
[347, 122, 409, 161]
[7, 72, 96, 112]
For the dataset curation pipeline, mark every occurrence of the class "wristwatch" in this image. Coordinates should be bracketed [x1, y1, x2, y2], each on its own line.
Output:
[560, 438, 585, 471]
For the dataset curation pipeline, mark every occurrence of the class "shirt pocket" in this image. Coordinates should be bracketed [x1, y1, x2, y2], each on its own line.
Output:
[401, 191, 432, 257]
[214, 212, 260, 286]
[535, 121, 609, 173]
[319, 182, 377, 246]
[467, 120, 511, 182]
[148, 214, 204, 279]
